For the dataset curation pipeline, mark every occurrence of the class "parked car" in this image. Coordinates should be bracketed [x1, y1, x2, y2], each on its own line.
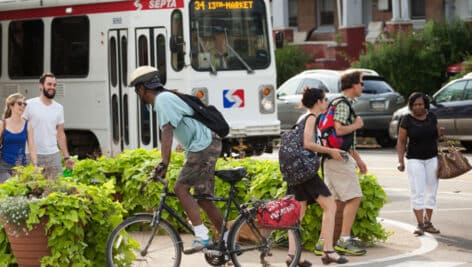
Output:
[389, 74, 472, 150]
[277, 69, 405, 147]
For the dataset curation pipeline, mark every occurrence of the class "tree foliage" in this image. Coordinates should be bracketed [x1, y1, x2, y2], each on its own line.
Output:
[354, 20, 472, 97]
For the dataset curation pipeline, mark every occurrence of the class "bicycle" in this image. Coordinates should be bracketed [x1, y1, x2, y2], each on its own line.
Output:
[106, 167, 303, 267]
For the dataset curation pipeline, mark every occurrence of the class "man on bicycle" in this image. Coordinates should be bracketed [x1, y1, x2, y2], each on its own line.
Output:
[130, 66, 223, 253]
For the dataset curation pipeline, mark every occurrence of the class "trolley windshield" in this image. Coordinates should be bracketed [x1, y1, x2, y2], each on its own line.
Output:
[189, 0, 271, 72]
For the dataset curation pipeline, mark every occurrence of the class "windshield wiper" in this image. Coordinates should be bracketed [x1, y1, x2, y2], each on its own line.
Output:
[224, 29, 254, 74]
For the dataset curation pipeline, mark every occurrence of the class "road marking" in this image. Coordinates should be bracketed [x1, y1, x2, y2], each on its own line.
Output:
[342, 218, 438, 266]
[381, 207, 472, 214]
[387, 261, 466, 267]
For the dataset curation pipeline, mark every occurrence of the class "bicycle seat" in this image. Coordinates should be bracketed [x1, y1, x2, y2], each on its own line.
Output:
[215, 167, 247, 183]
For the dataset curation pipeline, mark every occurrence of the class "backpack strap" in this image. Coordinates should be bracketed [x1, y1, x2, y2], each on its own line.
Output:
[329, 96, 356, 122]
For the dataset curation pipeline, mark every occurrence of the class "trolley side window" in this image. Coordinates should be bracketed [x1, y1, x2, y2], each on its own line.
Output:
[8, 20, 44, 79]
[138, 35, 149, 66]
[171, 10, 184, 71]
[156, 34, 166, 84]
[51, 16, 89, 77]
[0, 25, 2, 77]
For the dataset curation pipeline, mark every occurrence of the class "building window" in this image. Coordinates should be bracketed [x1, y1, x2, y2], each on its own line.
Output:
[288, 0, 298, 27]
[51, 16, 89, 77]
[411, 0, 425, 19]
[8, 20, 44, 78]
[171, 10, 184, 71]
[318, 0, 334, 26]
[156, 34, 166, 85]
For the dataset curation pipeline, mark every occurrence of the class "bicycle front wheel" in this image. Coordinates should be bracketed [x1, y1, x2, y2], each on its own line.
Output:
[106, 214, 182, 267]
[227, 214, 302, 267]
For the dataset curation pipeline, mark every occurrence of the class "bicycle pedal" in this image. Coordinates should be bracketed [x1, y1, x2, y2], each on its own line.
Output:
[183, 247, 206, 255]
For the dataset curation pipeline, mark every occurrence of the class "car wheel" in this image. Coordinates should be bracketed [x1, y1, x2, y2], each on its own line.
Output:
[460, 141, 472, 152]
[376, 135, 396, 148]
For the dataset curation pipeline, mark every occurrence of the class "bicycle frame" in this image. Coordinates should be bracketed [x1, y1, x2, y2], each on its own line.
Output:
[140, 177, 248, 254]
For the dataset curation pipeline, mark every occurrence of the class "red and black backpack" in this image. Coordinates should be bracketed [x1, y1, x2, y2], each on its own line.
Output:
[316, 96, 356, 151]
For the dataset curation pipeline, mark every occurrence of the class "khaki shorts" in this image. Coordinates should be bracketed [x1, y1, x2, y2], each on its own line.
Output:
[323, 155, 362, 201]
[177, 134, 222, 196]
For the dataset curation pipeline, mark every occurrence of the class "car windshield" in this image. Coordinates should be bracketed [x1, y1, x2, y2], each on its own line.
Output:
[362, 79, 393, 94]
[189, 0, 271, 72]
[277, 78, 302, 96]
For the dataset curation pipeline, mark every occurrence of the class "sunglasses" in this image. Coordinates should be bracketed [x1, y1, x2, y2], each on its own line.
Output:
[16, 101, 27, 106]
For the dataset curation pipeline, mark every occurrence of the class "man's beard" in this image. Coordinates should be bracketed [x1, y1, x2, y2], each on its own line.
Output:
[43, 88, 55, 99]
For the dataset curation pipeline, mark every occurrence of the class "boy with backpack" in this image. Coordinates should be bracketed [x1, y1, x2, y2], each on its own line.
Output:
[315, 70, 367, 256]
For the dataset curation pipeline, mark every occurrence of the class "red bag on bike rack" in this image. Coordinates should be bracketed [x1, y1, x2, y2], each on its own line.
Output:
[256, 196, 300, 229]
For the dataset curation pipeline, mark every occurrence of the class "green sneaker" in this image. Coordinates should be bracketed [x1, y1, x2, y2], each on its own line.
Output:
[334, 238, 366, 256]
[314, 239, 323, 256]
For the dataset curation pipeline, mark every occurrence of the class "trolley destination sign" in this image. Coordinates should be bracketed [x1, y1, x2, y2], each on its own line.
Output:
[194, 0, 254, 11]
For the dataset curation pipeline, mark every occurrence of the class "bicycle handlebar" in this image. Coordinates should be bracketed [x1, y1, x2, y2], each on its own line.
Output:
[139, 170, 169, 193]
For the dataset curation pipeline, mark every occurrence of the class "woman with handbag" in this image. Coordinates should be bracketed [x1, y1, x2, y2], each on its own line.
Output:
[0, 93, 38, 182]
[285, 88, 348, 266]
[397, 92, 443, 235]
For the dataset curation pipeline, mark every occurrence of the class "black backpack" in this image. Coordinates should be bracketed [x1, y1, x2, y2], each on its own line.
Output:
[279, 114, 320, 186]
[172, 92, 230, 138]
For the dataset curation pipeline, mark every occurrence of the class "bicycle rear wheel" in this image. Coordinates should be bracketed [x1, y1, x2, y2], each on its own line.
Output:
[106, 214, 182, 267]
[227, 214, 302, 267]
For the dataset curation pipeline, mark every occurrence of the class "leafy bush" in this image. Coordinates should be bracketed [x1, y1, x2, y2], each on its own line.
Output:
[275, 45, 311, 87]
[0, 166, 126, 266]
[355, 19, 472, 97]
[71, 149, 389, 253]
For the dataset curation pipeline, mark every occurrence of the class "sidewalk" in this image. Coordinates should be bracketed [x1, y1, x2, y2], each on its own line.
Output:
[179, 218, 428, 266]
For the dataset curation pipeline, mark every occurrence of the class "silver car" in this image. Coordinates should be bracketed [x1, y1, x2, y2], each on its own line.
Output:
[277, 69, 405, 147]
[389, 73, 472, 150]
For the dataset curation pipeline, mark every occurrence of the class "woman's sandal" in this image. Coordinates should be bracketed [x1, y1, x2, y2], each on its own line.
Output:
[413, 223, 425, 236]
[422, 222, 440, 234]
[286, 254, 312, 267]
[321, 251, 348, 265]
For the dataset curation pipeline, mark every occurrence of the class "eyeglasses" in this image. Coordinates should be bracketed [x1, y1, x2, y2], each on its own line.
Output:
[360, 82, 364, 86]
[16, 101, 27, 106]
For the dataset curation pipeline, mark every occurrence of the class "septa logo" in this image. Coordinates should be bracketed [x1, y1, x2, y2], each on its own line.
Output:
[223, 89, 245, 108]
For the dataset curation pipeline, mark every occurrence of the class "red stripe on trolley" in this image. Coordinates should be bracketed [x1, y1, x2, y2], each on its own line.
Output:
[0, 0, 184, 21]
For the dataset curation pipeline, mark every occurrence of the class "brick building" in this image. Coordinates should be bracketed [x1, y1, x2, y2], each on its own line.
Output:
[271, 0, 472, 69]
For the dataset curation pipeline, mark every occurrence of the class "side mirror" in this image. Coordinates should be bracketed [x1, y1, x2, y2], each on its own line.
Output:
[275, 31, 284, 49]
[170, 35, 184, 53]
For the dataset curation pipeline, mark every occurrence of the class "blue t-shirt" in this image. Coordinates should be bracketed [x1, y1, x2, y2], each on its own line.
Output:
[154, 92, 212, 152]
[1, 121, 28, 165]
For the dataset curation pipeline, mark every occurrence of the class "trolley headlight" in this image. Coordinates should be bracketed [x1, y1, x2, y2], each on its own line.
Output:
[259, 85, 275, 113]
[192, 87, 208, 105]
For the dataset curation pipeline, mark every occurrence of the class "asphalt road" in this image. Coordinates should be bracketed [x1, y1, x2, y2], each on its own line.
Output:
[256, 148, 472, 266]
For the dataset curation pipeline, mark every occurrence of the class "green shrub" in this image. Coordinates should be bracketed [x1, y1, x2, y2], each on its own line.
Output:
[355, 19, 472, 97]
[0, 166, 126, 266]
[275, 45, 311, 87]
[71, 149, 389, 253]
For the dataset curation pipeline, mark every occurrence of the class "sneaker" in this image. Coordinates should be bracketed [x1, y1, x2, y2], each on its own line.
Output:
[314, 239, 324, 256]
[183, 237, 212, 254]
[334, 238, 366, 256]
